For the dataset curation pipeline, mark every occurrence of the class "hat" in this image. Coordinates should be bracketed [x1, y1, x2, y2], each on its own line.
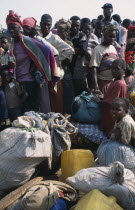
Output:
[23, 17, 37, 29]
[102, 3, 113, 9]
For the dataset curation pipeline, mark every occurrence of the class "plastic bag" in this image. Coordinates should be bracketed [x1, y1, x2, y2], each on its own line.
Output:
[66, 161, 135, 210]
[97, 140, 135, 174]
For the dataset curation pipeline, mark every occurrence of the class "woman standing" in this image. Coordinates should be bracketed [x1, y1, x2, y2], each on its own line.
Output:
[6, 10, 60, 113]
[57, 19, 74, 113]
[90, 24, 118, 93]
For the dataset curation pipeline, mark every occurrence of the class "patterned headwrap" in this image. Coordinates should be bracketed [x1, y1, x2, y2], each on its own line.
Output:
[23, 17, 37, 29]
[103, 24, 118, 35]
[6, 10, 22, 28]
[58, 18, 72, 32]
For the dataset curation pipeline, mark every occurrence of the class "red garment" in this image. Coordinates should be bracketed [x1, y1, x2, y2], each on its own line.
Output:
[125, 51, 133, 65]
[100, 79, 127, 135]
[48, 80, 63, 114]
[104, 79, 126, 104]
[23, 17, 37, 28]
[98, 78, 111, 94]
[6, 10, 22, 28]
[128, 25, 135, 31]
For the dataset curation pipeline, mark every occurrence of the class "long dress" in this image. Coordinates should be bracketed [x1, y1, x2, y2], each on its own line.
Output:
[90, 44, 118, 93]
[100, 78, 127, 135]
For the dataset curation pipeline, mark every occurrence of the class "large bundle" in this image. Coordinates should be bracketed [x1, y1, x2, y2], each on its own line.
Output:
[71, 91, 101, 123]
[67, 162, 135, 209]
[24, 111, 77, 157]
[0, 116, 52, 190]
[97, 140, 135, 174]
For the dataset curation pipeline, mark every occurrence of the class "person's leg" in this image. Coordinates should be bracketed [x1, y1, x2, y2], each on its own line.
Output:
[73, 79, 88, 96]
[20, 82, 40, 113]
[0, 88, 8, 122]
[39, 82, 51, 114]
[62, 74, 75, 114]
[8, 107, 22, 122]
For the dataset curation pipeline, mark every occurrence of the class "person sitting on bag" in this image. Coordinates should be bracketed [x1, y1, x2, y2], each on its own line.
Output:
[99, 58, 127, 135]
[111, 97, 135, 148]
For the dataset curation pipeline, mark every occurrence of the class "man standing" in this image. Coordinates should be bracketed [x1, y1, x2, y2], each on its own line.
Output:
[68, 16, 87, 96]
[112, 14, 128, 59]
[40, 14, 74, 113]
[102, 3, 118, 27]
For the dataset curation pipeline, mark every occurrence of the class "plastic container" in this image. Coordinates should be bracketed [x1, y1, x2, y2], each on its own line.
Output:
[72, 189, 123, 210]
[61, 149, 94, 182]
[129, 89, 135, 107]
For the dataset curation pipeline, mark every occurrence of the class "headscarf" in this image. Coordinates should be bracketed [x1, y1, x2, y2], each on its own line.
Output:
[58, 18, 72, 32]
[103, 24, 118, 35]
[23, 17, 37, 29]
[128, 25, 135, 31]
[6, 10, 22, 28]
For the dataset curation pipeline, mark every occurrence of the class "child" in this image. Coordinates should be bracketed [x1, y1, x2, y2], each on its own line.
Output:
[0, 75, 9, 129]
[82, 23, 99, 66]
[0, 65, 25, 122]
[111, 97, 135, 147]
[100, 58, 127, 135]
[124, 66, 134, 86]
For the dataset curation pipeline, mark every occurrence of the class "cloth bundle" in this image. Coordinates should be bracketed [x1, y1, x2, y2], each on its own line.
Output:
[24, 111, 78, 156]
[7, 181, 77, 210]
[67, 161, 135, 209]
[71, 91, 101, 124]
[0, 116, 51, 190]
[97, 140, 135, 174]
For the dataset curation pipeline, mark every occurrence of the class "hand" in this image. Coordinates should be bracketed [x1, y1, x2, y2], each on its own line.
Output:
[92, 89, 104, 99]
[92, 96, 101, 103]
[8, 61, 15, 69]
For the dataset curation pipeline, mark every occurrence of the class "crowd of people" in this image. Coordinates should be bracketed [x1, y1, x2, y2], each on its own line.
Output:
[0, 2, 135, 147]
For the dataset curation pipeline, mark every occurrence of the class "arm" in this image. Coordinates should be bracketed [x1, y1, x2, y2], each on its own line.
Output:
[36, 35, 59, 56]
[15, 82, 27, 103]
[52, 35, 74, 61]
[89, 45, 102, 89]
[119, 122, 132, 145]
[91, 67, 99, 90]
[121, 28, 127, 46]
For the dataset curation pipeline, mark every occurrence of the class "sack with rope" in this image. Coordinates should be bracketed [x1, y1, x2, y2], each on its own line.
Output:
[0, 116, 52, 191]
[23, 111, 78, 175]
[24, 111, 78, 157]
[66, 161, 135, 210]
[7, 180, 77, 210]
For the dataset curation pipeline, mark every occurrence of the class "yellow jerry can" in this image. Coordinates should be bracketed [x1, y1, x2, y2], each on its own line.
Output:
[72, 189, 123, 210]
[61, 149, 94, 182]
[129, 89, 135, 107]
